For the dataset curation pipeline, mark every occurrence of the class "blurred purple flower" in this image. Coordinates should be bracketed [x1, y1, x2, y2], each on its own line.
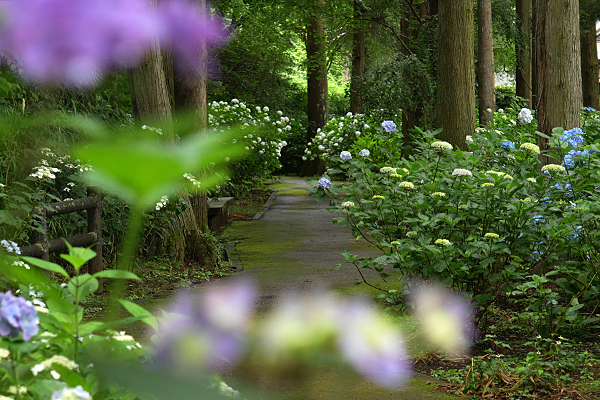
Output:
[153, 277, 256, 373]
[337, 299, 410, 388]
[0, 291, 39, 341]
[0, 0, 225, 88]
[410, 284, 474, 354]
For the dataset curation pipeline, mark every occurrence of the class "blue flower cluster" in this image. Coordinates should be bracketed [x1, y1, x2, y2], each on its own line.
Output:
[563, 149, 591, 170]
[381, 120, 397, 133]
[318, 177, 331, 190]
[501, 141, 515, 149]
[560, 127, 584, 147]
[582, 107, 597, 112]
[0, 291, 39, 341]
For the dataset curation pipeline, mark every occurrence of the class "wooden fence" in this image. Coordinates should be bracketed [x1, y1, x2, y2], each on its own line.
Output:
[20, 186, 103, 292]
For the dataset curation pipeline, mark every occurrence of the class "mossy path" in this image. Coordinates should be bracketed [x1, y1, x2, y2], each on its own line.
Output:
[218, 177, 457, 400]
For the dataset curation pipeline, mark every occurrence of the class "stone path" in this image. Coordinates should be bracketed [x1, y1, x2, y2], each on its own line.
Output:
[218, 177, 456, 400]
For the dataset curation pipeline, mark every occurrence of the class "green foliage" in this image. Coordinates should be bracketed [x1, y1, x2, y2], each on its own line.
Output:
[308, 108, 600, 340]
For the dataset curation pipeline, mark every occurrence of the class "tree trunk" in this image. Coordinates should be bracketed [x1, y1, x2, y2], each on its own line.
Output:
[301, 0, 328, 177]
[350, 0, 365, 114]
[533, 0, 582, 164]
[129, 39, 174, 141]
[516, 0, 532, 106]
[172, 0, 210, 263]
[436, 0, 476, 150]
[477, 0, 495, 126]
[580, 19, 599, 110]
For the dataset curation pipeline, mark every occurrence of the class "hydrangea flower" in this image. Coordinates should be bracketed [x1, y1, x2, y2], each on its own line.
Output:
[31, 355, 78, 376]
[317, 177, 331, 190]
[381, 120, 397, 133]
[465, 135, 474, 143]
[0, 240, 21, 255]
[340, 151, 352, 160]
[434, 239, 451, 247]
[484, 233, 499, 239]
[481, 183, 495, 188]
[406, 231, 417, 237]
[560, 127, 584, 147]
[399, 181, 414, 190]
[431, 141, 453, 151]
[0, 291, 39, 341]
[411, 284, 474, 354]
[379, 167, 397, 174]
[51, 386, 91, 400]
[153, 277, 256, 373]
[501, 141, 514, 149]
[0, 0, 225, 88]
[451, 168, 472, 177]
[517, 108, 533, 124]
[341, 201, 355, 208]
[432, 192, 446, 197]
[520, 143, 540, 154]
[390, 241, 401, 246]
[527, 178, 537, 183]
[372, 195, 385, 200]
[337, 299, 410, 388]
[358, 149, 370, 157]
[582, 107, 597, 112]
[541, 164, 566, 174]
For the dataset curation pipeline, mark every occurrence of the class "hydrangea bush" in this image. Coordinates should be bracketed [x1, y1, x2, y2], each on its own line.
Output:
[308, 108, 600, 337]
[208, 100, 292, 195]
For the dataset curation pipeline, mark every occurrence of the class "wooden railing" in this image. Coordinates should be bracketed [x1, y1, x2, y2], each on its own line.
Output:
[20, 186, 103, 292]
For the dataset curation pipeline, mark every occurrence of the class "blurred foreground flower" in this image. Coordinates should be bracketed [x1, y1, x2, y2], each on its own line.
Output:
[411, 284, 474, 355]
[0, 0, 224, 88]
[153, 277, 256, 373]
[51, 385, 91, 400]
[0, 291, 39, 341]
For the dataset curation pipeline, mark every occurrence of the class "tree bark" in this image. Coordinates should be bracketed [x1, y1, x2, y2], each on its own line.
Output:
[533, 0, 582, 164]
[301, 0, 328, 176]
[516, 0, 532, 106]
[436, 0, 476, 150]
[477, 0, 495, 126]
[350, 0, 365, 114]
[129, 39, 174, 141]
[171, 0, 209, 262]
[580, 19, 599, 110]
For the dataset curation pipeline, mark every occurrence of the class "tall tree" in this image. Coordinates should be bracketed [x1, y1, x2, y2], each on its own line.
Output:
[436, 0, 475, 149]
[515, 0, 532, 106]
[301, 0, 328, 176]
[350, 0, 366, 114]
[533, 0, 582, 163]
[477, 0, 495, 126]
[580, 0, 600, 110]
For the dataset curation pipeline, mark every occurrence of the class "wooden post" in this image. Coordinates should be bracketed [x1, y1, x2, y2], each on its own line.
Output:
[87, 186, 103, 293]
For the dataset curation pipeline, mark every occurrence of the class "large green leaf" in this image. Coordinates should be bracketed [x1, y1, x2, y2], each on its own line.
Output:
[72, 129, 245, 208]
[118, 299, 158, 333]
[21, 257, 70, 279]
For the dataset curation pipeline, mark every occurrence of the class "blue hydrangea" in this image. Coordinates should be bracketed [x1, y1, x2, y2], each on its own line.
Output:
[318, 177, 331, 190]
[359, 149, 370, 157]
[567, 226, 583, 241]
[501, 141, 514, 149]
[560, 127, 584, 147]
[540, 197, 551, 206]
[381, 121, 397, 133]
[532, 215, 545, 223]
[530, 250, 544, 261]
[340, 151, 352, 160]
[562, 149, 590, 170]
[582, 107, 597, 112]
[0, 291, 39, 341]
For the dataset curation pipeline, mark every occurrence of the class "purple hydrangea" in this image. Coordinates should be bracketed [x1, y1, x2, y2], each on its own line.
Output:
[381, 120, 397, 133]
[0, 291, 39, 341]
[337, 299, 410, 388]
[359, 149, 370, 157]
[560, 127, 584, 147]
[318, 177, 331, 190]
[51, 386, 91, 400]
[153, 277, 256, 373]
[340, 151, 352, 160]
[0, 0, 225, 88]
[501, 141, 514, 149]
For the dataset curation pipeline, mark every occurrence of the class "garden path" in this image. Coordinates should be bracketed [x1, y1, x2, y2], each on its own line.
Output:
[215, 177, 455, 400]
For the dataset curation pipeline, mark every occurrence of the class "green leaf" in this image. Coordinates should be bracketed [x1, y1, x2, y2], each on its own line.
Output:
[68, 274, 99, 303]
[93, 270, 140, 280]
[79, 321, 105, 336]
[60, 244, 97, 271]
[118, 299, 158, 333]
[21, 257, 70, 279]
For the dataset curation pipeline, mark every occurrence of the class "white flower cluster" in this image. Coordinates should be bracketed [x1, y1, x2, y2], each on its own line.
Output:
[1, 239, 21, 254]
[155, 195, 169, 211]
[517, 108, 534, 124]
[183, 173, 201, 188]
[29, 160, 61, 180]
[305, 112, 374, 162]
[452, 168, 473, 177]
[31, 355, 78, 376]
[141, 124, 163, 135]
[208, 100, 290, 174]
